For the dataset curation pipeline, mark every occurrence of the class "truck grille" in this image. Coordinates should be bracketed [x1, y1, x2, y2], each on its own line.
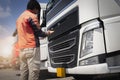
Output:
[49, 38, 76, 53]
[48, 29, 79, 68]
[51, 54, 74, 64]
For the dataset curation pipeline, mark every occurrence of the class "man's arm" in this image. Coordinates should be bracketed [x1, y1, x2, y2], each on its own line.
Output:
[28, 17, 48, 37]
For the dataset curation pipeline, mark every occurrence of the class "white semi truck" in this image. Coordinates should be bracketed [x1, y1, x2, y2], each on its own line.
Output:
[44, 0, 120, 77]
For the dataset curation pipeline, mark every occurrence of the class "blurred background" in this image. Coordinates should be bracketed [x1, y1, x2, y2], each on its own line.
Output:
[0, 0, 48, 69]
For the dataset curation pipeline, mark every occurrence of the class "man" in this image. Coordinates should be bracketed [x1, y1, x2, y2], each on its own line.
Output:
[16, 0, 53, 80]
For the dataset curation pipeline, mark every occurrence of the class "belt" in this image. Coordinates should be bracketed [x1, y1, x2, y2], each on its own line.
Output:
[21, 48, 34, 51]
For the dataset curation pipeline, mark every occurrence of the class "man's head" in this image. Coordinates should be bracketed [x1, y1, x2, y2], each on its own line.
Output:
[27, 0, 41, 14]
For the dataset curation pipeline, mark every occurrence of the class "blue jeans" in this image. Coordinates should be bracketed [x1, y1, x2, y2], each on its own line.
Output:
[19, 47, 40, 80]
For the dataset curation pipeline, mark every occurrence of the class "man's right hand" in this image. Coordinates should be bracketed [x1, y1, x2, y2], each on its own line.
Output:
[47, 30, 54, 35]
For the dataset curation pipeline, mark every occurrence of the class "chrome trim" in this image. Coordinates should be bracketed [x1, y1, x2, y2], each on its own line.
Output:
[82, 19, 100, 33]
[51, 54, 75, 64]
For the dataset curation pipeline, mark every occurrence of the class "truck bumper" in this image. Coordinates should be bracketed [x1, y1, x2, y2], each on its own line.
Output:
[48, 63, 110, 75]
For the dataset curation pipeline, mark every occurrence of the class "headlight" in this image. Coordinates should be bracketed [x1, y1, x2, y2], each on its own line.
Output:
[81, 30, 93, 57]
[80, 19, 101, 57]
[79, 56, 99, 66]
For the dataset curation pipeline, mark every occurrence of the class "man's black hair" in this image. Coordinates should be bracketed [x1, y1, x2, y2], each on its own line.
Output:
[27, 0, 41, 11]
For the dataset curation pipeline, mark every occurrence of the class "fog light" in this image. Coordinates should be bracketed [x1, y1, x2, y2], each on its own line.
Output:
[79, 56, 99, 66]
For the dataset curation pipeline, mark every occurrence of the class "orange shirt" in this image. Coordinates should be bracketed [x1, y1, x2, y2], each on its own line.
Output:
[16, 10, 39, 49]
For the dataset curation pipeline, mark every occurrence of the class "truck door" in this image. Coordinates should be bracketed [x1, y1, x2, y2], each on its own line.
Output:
[99, 0, 120, 72]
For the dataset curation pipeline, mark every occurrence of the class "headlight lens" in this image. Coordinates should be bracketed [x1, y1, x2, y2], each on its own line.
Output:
[79, 56, 99, 66]
[81, 30, 93, 57]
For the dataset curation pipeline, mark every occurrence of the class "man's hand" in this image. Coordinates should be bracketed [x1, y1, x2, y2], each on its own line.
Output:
[47, 30, 54, 35]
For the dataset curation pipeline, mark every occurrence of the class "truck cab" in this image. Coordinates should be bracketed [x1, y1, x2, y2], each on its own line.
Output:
[45, 0, 120, 75]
